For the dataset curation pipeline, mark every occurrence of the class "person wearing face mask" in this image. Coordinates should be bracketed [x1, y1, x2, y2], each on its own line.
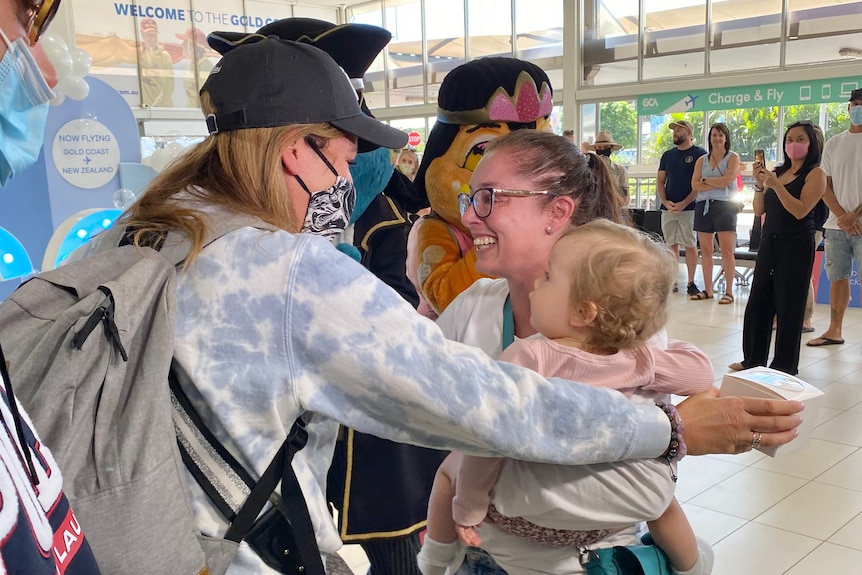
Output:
[588, 130, 629, 200]
[0, 0, 102, 572]
[729, 121, 826, 375]
[805, 88, 862, 349]
[397, 148, 420, 182]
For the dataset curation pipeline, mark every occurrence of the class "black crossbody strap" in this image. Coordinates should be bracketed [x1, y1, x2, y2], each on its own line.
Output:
[170, 359, 322, 573]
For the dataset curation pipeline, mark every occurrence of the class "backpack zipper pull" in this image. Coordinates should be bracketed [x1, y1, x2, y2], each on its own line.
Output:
[102, 306, 128, 362]
[72, 307, 105, 350]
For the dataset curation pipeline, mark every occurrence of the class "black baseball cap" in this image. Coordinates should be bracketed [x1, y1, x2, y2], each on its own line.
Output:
[849, 87, 862, 102]
[200, 38, 407, 151]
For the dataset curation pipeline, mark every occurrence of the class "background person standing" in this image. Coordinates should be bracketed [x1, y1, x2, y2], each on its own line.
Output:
[689, 122, 741, 305]
[657, 120, 706, 295]
[807, 87, 862, 348]
[588, 130, 630, 201]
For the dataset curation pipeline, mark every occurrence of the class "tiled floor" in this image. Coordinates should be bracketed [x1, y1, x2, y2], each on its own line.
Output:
[338, 269, 862, 574]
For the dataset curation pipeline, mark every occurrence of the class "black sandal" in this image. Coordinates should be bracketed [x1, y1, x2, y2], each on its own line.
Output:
[686, 282, 700, 296]
[690, 291, 712, 301]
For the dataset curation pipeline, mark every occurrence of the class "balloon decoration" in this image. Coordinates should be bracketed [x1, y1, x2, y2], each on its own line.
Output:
[113, 188, 137, 210]
[141, 131, 202, 173]
[42, 32, 93, 106]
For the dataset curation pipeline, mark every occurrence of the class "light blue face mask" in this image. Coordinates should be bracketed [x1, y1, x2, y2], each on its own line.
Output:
[850, 105, 862, 127]
[0, 29, 54, 188]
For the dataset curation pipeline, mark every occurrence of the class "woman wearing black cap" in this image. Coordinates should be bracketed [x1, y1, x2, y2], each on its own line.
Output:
[100, 38, 802, 574]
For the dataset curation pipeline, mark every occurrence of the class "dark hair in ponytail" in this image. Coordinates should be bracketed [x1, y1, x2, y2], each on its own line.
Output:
[485, 130, 627, 227]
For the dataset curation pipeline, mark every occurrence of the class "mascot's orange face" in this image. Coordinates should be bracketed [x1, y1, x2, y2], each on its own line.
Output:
[425, 117, 552, 233]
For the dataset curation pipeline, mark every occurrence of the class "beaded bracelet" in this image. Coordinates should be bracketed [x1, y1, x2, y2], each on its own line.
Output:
[656, 401, 686, 482]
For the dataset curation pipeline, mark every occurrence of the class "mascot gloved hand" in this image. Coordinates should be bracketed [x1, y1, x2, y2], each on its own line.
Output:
[411, 57, 554, 315]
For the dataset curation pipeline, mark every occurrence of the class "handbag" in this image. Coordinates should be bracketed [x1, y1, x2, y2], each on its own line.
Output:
[579, 534, 672, 575]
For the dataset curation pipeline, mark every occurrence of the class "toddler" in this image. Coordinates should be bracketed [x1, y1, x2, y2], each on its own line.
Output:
[419, 219, 715, 575]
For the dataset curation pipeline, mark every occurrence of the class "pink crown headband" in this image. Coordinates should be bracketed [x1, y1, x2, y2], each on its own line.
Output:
[437, 71, 553, 125]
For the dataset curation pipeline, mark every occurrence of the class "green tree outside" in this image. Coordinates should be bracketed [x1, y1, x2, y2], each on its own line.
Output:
[598, 100, 638, 151]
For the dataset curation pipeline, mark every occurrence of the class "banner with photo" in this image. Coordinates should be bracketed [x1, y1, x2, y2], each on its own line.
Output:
[71, 1, 301, 109]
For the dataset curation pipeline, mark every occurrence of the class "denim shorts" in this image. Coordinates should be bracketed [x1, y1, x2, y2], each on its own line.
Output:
[824, 229, 862, 280]
[453, 548, 509, 575]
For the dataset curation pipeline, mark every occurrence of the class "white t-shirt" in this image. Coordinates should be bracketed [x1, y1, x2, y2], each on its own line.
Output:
[822, 130, 862, 230]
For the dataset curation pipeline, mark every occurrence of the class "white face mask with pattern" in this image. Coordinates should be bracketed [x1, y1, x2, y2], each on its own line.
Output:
[294, 138, 356, 240]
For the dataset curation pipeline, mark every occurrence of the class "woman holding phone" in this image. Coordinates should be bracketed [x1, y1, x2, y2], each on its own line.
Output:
[730, 121, 827, 375]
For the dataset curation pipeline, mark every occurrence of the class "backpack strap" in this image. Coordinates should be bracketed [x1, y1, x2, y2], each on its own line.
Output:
[169, 360, 325, 574]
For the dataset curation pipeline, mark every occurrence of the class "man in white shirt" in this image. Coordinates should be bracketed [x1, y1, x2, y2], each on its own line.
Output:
[807, 87, 862, 348]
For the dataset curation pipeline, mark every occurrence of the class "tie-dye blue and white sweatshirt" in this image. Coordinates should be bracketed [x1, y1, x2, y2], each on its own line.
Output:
[170, 227, 671, 573]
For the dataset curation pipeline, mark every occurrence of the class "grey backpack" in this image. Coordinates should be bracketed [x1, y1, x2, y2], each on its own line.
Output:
[0, 220, 324, 575]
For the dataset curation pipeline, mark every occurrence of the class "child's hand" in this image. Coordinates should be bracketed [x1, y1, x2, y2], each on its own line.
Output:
[455, 523, 483, 547]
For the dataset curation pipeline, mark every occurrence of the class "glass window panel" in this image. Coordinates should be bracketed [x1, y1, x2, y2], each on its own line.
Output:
[709, 0, 782, 73]
[580, 103, 598, 145]
[642, 0, 705, 81]
[291, 5, 339, 20]
[706, 108, 778, 163]
[467, 0, 513, 59]
[515, 0, 563, 71]
[786, 0, 862, 67]
[825, 102, 851, 140]
[582, 0, 639, 86]
[426, 0, 466, 107]
[640, 112, 706, 165]
[386, 0, 425, 107]
[599, 100, 638, 151]
[390, 117, 428, 153]
[350, 2, 387, 111]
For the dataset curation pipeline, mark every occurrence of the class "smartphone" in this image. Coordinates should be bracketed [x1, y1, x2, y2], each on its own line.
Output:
[754, 149, 765, 166]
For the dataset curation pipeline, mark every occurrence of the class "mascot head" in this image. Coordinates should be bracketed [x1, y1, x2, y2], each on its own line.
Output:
[415, 57, 553, 233]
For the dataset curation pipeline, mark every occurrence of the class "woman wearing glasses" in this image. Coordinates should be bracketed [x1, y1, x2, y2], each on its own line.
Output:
[730, 121, 826, 375]
[688, 123, 742, 305]
[425, 131, 713, 575]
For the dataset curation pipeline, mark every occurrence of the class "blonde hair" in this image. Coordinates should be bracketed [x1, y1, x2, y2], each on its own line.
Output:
[121, 91, 344, 265]
[562, 219, 676, 351]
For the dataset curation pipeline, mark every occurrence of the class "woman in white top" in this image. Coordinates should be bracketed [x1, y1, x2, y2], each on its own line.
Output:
[424, 131, 788, 575]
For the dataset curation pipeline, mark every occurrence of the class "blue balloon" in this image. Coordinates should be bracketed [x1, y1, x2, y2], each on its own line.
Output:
[53, 209, 123, 268]
[0, 227, 34, 282]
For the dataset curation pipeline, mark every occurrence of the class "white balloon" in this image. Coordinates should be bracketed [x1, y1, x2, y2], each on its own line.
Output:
[113, 188, 137, 210]
[49, 91, 66, 107]
[70, 48, 93, 78]
[40, 32, 68, 54]
[150, 148, 173, 172]
[65, 77, 90, 101]
[46, 47, 73, 79]
[165, 141, 184, 156]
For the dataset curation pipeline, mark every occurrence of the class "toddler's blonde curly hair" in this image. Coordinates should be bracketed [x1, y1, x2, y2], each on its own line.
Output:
[562, 219, 677, 352]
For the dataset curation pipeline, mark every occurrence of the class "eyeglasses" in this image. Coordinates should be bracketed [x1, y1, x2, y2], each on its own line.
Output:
[24, 0, 61, 45]
[787, 120, 813, 128]
[458, 188, 556, 218]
